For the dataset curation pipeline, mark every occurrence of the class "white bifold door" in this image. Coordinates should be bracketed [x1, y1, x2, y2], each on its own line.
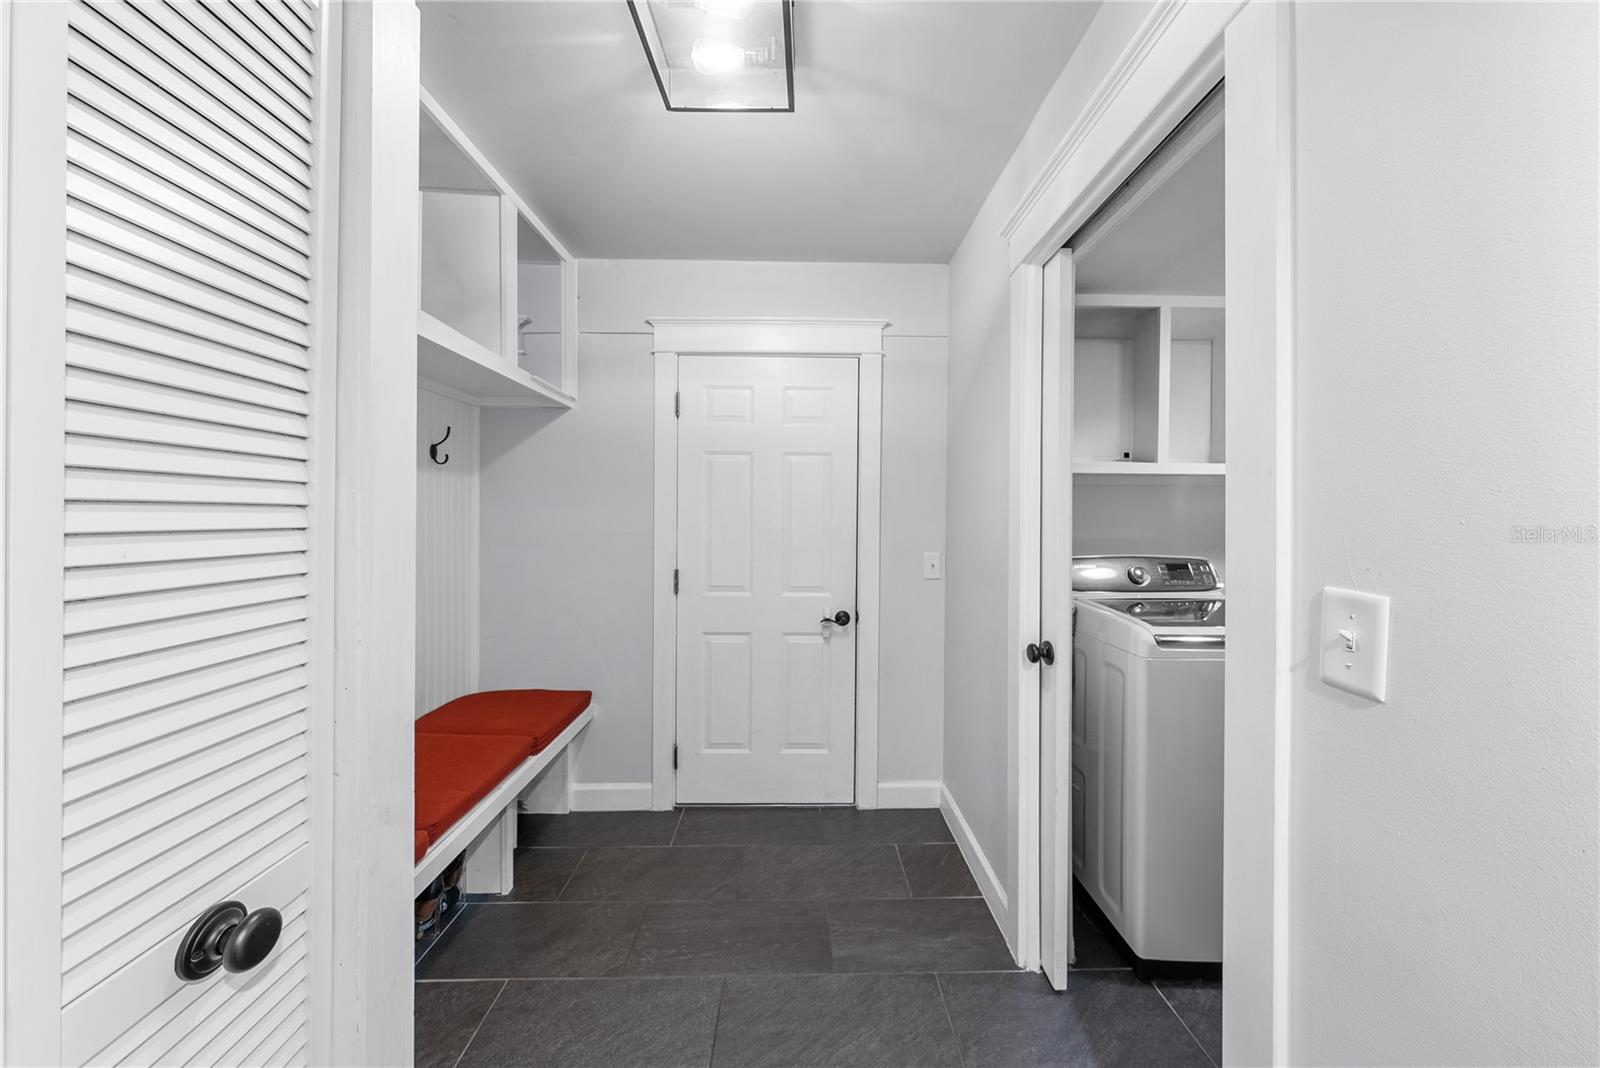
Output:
[5, 1, 333, 1063]
[1040, 250, 1076, 990]
[675, 355, 859, 804]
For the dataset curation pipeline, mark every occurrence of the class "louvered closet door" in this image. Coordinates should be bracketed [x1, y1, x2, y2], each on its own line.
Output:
[45, 1, 327, 1063]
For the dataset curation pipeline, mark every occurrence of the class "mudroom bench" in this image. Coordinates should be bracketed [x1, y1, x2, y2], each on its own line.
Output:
[413, 689, 593, 896]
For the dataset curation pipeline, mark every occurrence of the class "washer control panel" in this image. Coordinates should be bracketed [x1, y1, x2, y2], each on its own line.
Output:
[1072, 555, 1218, 593]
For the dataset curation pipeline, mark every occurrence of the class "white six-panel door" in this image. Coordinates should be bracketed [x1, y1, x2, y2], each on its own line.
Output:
[6, 1, 331, 1062]
[675, 355, 859, 804]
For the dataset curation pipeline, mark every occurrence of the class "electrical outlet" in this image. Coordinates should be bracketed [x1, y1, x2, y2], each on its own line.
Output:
[923, 552, 942, 580]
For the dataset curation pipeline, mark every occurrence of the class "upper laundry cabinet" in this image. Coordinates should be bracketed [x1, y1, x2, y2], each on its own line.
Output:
[417, 90, 577, 407]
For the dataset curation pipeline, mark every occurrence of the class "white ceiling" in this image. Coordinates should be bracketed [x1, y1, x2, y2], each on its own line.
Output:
[1075, 130, 1224, 296]
[419, 1, 1099, 262]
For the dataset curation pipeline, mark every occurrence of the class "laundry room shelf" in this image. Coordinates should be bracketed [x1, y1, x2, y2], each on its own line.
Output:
[1073, 461, 1225, 477]
[418, 310, 573, 408]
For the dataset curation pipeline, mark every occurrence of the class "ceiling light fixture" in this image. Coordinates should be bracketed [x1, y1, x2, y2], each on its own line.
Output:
[628, 0, 794, 112]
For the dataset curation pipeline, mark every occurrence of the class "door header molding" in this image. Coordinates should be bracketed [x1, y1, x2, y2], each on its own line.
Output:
[648, 318, 889, 356]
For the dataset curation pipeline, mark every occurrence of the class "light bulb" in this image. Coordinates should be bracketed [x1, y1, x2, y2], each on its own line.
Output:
[690, 38, 745, 76]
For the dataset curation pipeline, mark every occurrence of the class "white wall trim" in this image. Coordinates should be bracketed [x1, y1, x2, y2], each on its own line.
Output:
[328, 4, 419, 1064]
[940, 785, 1010, 942]
[1221, 5, 1296, 1064]
[651, 319, 887, 811]
[1002, 0, 1188, 240]
[649, 317, 890, 356]
[569, 782, 657, 812]
[999, 0, 1292, 1061]
[651, 353, 679, 810]
[875, 781, 942, 809]
[855, 353, 884, 810]
[1004, 1, 1241, 271]
[3, 7, 69, 1059]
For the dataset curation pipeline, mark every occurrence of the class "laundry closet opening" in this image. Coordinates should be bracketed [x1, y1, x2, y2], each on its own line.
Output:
[1035, 84, 1228, 1022]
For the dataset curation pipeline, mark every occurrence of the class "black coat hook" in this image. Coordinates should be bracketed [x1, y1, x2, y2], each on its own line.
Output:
[429, 425, 451, 465]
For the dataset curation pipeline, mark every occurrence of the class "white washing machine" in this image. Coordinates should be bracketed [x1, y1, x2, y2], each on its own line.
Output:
[1071, 555, 1223, 976]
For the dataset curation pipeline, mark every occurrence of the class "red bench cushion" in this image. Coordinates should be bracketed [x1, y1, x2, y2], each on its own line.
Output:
[416, 689, 592, 755]
[415, 829, 432, 864]
[414, 732, 532, 850]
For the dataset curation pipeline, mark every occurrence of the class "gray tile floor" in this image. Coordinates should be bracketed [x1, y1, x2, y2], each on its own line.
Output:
[415, 808, 1221, 1067]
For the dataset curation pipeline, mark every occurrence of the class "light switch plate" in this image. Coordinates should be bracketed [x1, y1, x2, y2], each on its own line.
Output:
[1320, 587, 1391, 702]
[923, 552, 942, 580]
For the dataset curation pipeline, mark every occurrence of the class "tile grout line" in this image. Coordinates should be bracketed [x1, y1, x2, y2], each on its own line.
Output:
[1153, 982, 1218, 1068]
[705, 976, 728, 1068]
[932, 972, 968, 1068]
[617, 893, 652, 975]
[447, 890, 995, 905]
[551, 848, 588, 902]
[417, 968, 1034, 984]
[669, 807, 685, 846]
[447, 978, 507, 1068]
[892, 843, 914, 898]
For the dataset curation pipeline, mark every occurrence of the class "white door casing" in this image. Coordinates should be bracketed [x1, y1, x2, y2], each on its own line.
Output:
[1039, 249, 1075, 989]
[1002, 2, 1294, 1062]
[675, 355, 860, 804]
[650, 319, 885, 811]
[5, 1, 334, 1062]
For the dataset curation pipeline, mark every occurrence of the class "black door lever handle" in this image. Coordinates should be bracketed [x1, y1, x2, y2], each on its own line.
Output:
[821, 610, 852, 627]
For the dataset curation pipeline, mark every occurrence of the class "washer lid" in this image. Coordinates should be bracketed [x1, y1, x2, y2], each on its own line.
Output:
[1085, 596, 1226, 651]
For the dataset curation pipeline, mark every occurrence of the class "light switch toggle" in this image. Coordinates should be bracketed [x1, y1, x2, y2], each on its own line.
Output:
[1320, 587, 1391, 702]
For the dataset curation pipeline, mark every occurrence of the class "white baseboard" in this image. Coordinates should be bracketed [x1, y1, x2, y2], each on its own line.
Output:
[875, 780, 942, 808]
[941, 784, 1014, 960]
[569, 782, 654, 811]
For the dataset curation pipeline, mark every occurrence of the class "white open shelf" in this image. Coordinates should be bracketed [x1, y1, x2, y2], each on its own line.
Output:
[1072, 460, 1224, 477]
[419, 311, 573, 408]
[1073, 293, 1224, 478]
[418, 88, 577, 407]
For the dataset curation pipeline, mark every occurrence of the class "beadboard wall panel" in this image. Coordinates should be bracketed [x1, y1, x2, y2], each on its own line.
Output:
[416, 386, 479, 715]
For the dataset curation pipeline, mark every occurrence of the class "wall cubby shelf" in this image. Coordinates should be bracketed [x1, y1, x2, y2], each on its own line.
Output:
[1072, 293, 1224, 478]
[418, 310, 574, 408]
[418, 88, 577, 409]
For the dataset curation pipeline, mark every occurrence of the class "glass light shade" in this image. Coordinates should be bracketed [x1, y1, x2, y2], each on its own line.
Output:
[628, 0, 794, 112]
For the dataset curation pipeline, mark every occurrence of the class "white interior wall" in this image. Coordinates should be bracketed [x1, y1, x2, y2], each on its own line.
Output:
[943, 0, 1156, 935]
[480, 259, 949, 798]
[1289, 4, 1598, 1064]
[416, 386, 480, 715]
[1072, 480, 1224, 578]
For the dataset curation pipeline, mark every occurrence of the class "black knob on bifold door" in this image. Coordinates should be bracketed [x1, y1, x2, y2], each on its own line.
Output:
[1038, 640, 1056, 666]
[822, 610, 852, 627]
[174, 900, 283, 982]
[1026, 643, 1042, 664]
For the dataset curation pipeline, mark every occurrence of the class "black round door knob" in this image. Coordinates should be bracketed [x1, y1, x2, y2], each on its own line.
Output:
[821, 610, 852, 627]
[1038, 640, 1056, 666]
[175, 901, 283, 982]
[1026, 642, 1042, 663]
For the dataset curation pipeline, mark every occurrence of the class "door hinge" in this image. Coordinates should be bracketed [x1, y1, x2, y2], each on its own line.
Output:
[673, 568, 679, 595]
[674, 391, 680, 418]
[672, 744, 678, 770]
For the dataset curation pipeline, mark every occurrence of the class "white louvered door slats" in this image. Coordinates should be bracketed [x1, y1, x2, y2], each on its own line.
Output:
[56, 2, 324, 1064]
